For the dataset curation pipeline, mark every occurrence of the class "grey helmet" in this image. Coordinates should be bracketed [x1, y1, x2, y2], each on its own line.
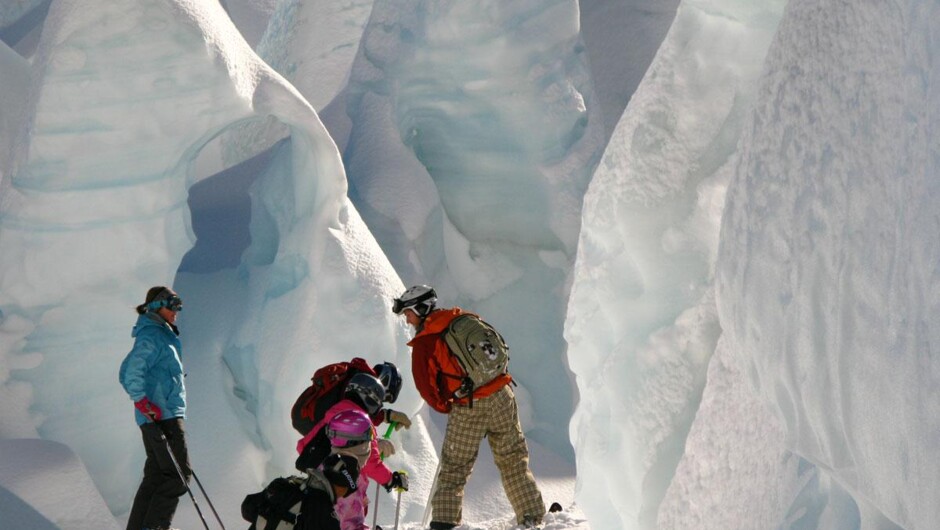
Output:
[392, 285, 437, 318]
[343, 373, 386, 416]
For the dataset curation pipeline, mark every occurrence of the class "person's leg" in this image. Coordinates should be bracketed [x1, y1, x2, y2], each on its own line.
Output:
[126, 426, 161, 530]
[486, 386, 545, 525]
[333, 475, 369, 530]
[140, 418, 191, 529]
[431, 403, 488, 526]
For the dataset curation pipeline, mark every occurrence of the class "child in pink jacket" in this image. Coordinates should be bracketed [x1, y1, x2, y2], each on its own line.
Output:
[296, 375, 408, 530]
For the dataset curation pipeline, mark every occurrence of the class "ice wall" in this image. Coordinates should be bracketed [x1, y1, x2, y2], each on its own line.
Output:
[341, 0, 606, 456]
[0, 0, 415, 517]
[256, 0, 373, 111]
[717, 0, 940, 528]
[220, 0, 376, 166]
[565, 1, 785, 528]
[0, 1, 45, 28]
[578, 0, 680, 140]
[0, 439, 120, 530]
[0, 42, 29, 181]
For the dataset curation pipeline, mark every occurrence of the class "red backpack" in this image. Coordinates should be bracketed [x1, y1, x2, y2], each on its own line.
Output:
[290, 357, 376, 435]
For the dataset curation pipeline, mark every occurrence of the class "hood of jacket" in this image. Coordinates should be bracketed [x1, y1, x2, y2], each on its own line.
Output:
[132, 312, 179, 338]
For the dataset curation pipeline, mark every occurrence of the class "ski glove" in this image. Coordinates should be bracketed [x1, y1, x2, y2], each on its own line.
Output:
[384, 471, 409, 492]
[384, 409, 411, 430]
[377, 438, 396, 458]
[134, 397, 162, 421]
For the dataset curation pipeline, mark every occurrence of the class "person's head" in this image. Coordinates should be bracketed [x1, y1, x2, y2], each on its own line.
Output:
[325, 409, 374, 448]
[342, 373, 385, 416]
[136, 286, 183, 324]
[391, 285, 437, 327]
[322, 454, 360, 499]
[373, 362, 403, 403]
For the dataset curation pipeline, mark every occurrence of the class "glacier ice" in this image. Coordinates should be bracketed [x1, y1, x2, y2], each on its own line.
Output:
[717, 0, 940, 528]
[0, 41, 29, 183]
[565, 0, 786, 527]
[0, 0, 420, 522]
[340, 0, 607, 457]
[0, 439, 120, 530]
[578, 0, 680, 139]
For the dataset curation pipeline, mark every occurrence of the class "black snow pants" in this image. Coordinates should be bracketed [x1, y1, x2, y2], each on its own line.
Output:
[126, 418, 191, 530]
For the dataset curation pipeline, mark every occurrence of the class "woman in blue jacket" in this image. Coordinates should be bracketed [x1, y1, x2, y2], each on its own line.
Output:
[119, 286, 190, 530]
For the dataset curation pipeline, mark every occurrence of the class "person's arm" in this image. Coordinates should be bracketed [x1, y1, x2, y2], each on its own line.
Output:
[361, 437, 393, 485]
[411, 339, 451, 413]
[119, 334, 157, 401]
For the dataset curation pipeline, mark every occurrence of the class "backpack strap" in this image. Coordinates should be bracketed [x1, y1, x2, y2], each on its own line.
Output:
[437, 371, 476, 408]
[305, 470, 336, 504]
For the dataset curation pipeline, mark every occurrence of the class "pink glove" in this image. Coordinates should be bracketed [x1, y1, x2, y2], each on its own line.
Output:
[134, 397, 162, 421]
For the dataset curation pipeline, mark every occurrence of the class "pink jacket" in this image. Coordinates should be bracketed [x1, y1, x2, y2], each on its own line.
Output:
[295, 399, 393, 485]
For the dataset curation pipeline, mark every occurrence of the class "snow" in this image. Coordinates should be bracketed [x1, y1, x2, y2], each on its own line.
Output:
[717, 1, 940, 528]
[0, 439, 119, 530]
[565, 0, 785, 527]
[2, 0, 940, 529]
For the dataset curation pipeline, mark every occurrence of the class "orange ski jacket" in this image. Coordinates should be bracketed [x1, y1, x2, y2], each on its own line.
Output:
[408, 307, 512, 413]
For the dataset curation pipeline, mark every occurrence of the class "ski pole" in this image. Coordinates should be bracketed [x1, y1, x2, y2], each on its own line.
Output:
[156, 424, 210, 530]
[372, 422, 397, 530]
[191, 469, 226, 529]
[371, 479, 381, 530]
[394, 488, 403, 530]
[421, 459, 442, 528]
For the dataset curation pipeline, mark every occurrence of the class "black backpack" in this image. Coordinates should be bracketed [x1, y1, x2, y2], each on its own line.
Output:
[242, 475, 331, 530]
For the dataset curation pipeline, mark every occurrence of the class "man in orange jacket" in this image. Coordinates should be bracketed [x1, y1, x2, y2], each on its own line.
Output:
[392, 285, 545, 529]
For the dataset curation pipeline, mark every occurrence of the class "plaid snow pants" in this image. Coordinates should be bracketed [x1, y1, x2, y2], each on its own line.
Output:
[431, 385, 545, 525]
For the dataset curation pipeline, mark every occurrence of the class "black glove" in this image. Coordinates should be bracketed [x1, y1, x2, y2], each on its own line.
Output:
[384, 471, 409, 492]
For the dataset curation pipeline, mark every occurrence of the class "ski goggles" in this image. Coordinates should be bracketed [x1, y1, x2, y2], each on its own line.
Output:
[147, 292, 183, 312]
[325, 426, 374, 446]
[391, 297, 409, 315]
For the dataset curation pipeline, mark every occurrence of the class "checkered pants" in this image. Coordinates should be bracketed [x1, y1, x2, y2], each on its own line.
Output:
[431, 385, 545, 525]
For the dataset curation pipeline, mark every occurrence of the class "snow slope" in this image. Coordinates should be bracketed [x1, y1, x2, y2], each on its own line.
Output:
[717, 0, 940, 528]
[0, 439, 119, 530]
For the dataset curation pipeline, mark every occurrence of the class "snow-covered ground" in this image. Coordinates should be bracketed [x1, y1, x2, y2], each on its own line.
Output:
[2, 0, 940, 529]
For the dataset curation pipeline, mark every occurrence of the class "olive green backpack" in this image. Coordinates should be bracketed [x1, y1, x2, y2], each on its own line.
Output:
[443, 314, 510, 391]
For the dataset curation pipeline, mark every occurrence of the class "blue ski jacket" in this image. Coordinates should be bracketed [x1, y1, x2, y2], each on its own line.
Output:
[119, 313, 186, 426]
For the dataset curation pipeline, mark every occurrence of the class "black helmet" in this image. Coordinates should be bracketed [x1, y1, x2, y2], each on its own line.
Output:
[392, 285, 437, 318]
[322, 453, 360, 496]
[373, 362, 403, 403]
[343, 373, 386, 416]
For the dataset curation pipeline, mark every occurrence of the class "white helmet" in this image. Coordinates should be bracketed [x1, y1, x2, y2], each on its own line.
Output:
[392, 285, 437, 318]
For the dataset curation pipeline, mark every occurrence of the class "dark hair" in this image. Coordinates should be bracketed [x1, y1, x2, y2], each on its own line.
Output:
[136, 286, 171, 314]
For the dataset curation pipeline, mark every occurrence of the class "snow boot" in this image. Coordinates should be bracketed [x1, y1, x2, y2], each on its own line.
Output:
[521, 514, 542, 528]
[549, 502, 563, 513]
